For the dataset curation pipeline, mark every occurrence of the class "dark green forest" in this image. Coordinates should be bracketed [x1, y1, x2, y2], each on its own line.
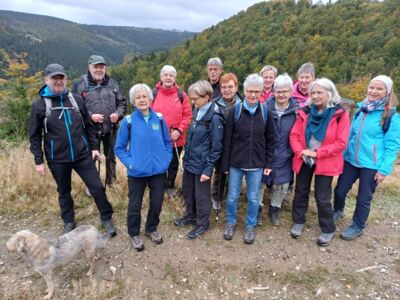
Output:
[0, 10, 195, 77]
[110, 0, 399, 96]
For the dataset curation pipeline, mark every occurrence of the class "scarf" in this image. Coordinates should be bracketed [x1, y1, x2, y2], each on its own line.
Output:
[305, 105, 337, 147]
[360, 96, 388, 113]
[243, 99, 258, 115]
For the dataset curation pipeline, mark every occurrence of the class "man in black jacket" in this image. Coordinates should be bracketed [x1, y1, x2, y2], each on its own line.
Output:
[72, 55, 127, 187]
[29, 63, 117, 236]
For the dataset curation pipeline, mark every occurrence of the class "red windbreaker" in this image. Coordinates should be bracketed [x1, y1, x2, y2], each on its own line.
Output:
[151, 82, 192, 147]
[289, 106, 350, 176]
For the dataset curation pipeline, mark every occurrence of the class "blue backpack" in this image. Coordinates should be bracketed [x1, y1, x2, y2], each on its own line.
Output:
[234, 101, 269, 124]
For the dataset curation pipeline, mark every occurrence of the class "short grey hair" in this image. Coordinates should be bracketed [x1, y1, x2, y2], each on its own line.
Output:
[188, 80, 213, 99]
[207, 57, 223, 68]
[296, 62, 316, 78]
[259, 65, 278, 77]
[273, 73, 293, 92]
[160, 65, 177, 77]
[129, 83, 153, 105]
[243, 73, 263, 91]
[307, 78, 341, 107]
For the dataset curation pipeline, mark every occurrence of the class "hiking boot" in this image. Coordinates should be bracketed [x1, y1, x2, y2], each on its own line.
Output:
[211, 198, 221, 212]
[256, 206, 263, 226]
[244, 227, 256, 244]
[290, 223, 305, 239]
[174, 216, 196, 227]
[333, 210, 345, 225]
[101, 219, 117, 238]
[269, 205, 281, 226]
[62, 222, 76, 235]
[85, 187, 92, 197]
[317, 232, 335, 247]
[144, 230, 163, 244]
[131, 235, 144, 252]
[186, 225, 209, 239]
[340, 223, 364, 241]
[223, 224, 236, 241]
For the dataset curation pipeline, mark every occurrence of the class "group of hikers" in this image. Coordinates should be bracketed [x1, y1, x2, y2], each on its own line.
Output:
[28, 55, 400, 252]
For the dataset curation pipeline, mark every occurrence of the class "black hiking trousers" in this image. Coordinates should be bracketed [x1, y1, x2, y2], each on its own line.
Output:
[48, 156, 114, 224]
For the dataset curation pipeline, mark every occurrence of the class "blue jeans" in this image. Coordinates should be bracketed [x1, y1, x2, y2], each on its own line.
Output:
[226, 167, 263, 228]
[334, 161, 377, 229]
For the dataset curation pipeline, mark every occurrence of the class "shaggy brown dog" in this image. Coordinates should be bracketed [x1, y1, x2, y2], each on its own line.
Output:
[6, 225, 107, 299]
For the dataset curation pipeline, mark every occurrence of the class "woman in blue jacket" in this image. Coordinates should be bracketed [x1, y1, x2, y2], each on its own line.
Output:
[333, 75, 400, 240]
[115, 83, 172, 251]
[262, 74, 298, 226]
[174, 80, 224, 239]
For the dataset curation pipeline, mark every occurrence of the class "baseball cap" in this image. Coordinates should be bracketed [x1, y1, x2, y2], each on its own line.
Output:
[44, 63, 67, 77]
[88, 55, 107, 65]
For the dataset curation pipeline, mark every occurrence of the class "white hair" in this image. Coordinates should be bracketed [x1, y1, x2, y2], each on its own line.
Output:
[306, 78, 341, 107]
[160, 65, 177, 77]
[259, 65, 278, 77]
[129, 83, 153, 105]
[273, 73, 293, 92]
[206, 57, 223, 68]
[296, 62, 316, 78]
[243, 73, 263, 91]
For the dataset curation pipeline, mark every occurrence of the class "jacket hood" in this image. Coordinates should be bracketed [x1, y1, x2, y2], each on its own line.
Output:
[38, 85, 69, 98]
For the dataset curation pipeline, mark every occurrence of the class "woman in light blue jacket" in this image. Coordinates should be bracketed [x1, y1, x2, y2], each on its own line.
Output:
[333, 75, 400, 240]
[115, 83, 172, 251]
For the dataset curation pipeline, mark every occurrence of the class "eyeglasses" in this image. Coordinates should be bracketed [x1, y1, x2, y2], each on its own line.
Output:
[245, 90, 262, 95]
[275, 90, 290, 95]
[221, 85, 235, 90]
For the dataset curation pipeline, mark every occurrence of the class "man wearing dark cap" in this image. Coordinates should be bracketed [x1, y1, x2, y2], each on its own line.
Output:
[29, 63, 117, 236]
[72, 55, 127, 188]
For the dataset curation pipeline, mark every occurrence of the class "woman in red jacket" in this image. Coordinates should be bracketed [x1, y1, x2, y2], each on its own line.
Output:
[289, 78, 350, 247]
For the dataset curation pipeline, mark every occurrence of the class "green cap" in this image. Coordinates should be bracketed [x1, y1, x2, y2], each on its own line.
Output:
[88, 55, 106, 65]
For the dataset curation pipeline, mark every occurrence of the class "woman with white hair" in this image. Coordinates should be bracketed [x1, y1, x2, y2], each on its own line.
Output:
[333, 75, 400, 241]
[259, 74, 298, 226]
[221, 74, 276, 244]
[292, 62, 316, 107]
[115, 83, 172, 251]
[289, 78, 350, 246]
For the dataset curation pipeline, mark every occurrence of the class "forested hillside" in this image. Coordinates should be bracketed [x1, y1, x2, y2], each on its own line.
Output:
[110, 0, 399, 98]
[0, 10, 195, 77]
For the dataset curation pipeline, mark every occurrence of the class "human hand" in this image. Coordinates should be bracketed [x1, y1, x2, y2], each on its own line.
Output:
[110, 113, 119, 123]
[36, 164, 46, 176]
[91, 114, 104, 123]
[375, 172, 386, 184]
[302, 149, 317, 158]
[92, 150, 101, 161]
[170, 129, 181, 141]
[263, 168, 272, 176]
[200, 174, 210, 182]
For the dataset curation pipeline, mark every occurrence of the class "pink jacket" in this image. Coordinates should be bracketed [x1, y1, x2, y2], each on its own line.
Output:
[259, 89, 274, 103]
[292, 81, 308, 108]
[151, 82, 192, 147]
[289, 106, 350, 176]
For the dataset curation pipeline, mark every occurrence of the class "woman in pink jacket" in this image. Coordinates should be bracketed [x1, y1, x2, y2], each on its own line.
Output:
[289, 78, 350, 247]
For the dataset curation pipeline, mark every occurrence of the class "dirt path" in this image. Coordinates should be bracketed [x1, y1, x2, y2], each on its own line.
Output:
[1, 197, 400, 300]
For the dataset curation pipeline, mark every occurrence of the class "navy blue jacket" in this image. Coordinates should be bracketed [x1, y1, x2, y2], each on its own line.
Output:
[263, 97, 298, 185]
[183, 102, 224, 176]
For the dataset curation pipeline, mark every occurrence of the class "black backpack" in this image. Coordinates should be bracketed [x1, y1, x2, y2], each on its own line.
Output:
[152, 88, 184, 104]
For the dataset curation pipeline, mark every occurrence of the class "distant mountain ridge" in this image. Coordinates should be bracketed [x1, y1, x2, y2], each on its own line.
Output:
[0, 10, 195, 77]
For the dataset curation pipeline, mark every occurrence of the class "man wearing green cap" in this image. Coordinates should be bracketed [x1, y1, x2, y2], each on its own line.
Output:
[73, 55, 127, 188]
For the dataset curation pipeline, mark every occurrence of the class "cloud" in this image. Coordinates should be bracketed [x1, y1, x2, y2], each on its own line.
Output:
[0, 0, 263, 31]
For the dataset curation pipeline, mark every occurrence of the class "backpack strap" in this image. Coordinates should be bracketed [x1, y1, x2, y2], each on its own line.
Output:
[43, 97, 52, 133]
[234, 102, 268, 124]
[152, 88, 183, 104]
[234, 101, 243, 122]
[260, 102, 269, 125]
[382, 109, 396, 134]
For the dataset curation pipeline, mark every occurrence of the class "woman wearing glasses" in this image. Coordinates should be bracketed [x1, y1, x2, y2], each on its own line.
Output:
[221, 74, 276, 244]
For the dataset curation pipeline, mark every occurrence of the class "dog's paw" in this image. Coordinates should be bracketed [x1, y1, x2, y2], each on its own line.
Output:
[44, 292, 53, 300]
[86, 270, 93, 277]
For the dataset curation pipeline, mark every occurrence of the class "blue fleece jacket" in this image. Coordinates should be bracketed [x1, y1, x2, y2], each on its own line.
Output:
[345, 102, 400, 176]
[115, 108, 172, 177]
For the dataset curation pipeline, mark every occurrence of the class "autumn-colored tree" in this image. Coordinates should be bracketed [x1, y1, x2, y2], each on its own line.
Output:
[0, 50, 42, 143]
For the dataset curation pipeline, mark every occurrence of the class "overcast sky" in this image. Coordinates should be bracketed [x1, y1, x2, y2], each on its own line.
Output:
[0, 0, 265, 32]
